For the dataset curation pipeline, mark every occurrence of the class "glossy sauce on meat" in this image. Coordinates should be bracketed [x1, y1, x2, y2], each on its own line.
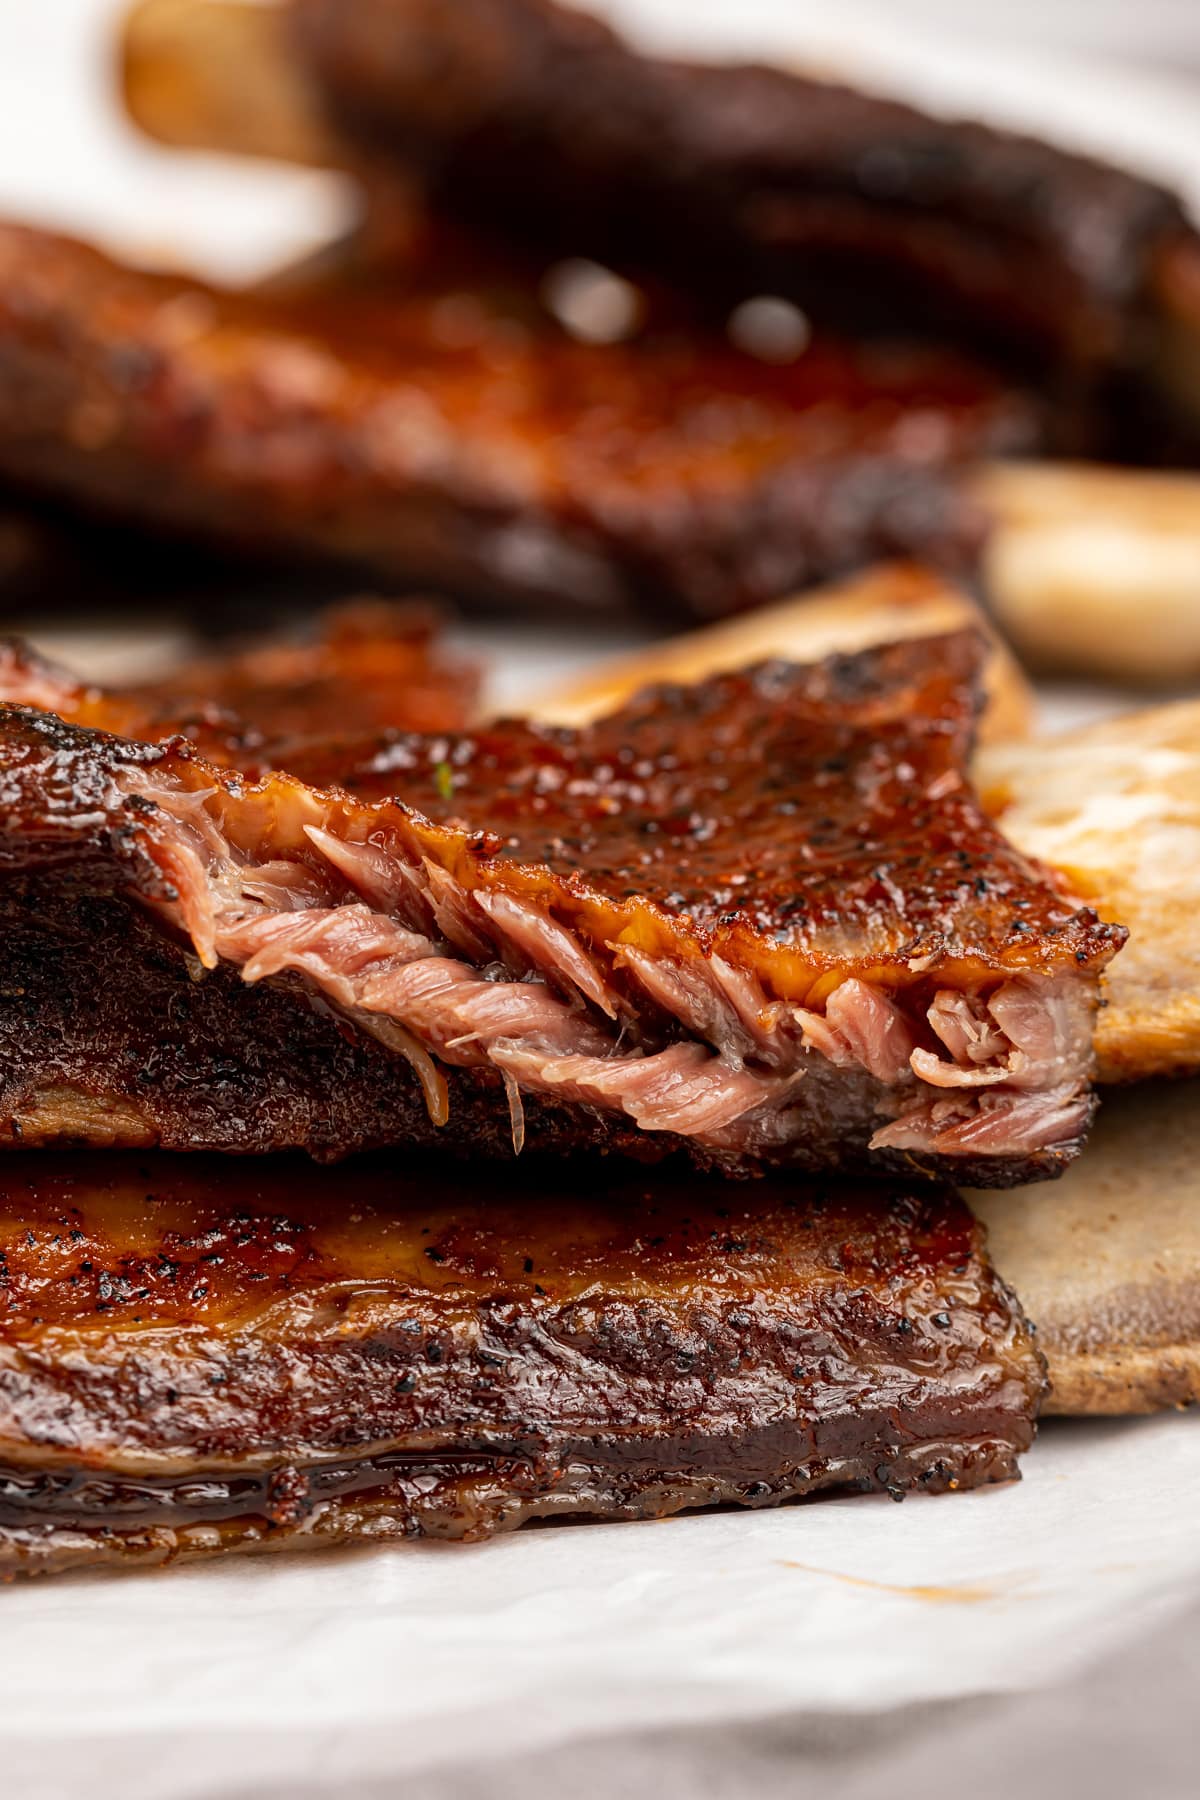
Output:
[0, 221, 1034, 617]
[0, 1151, 1046, 1574]
[0, 600, 478, 767]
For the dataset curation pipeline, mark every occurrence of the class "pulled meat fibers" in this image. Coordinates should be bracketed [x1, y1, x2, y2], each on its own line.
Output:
[0, 631, 1122, 1181]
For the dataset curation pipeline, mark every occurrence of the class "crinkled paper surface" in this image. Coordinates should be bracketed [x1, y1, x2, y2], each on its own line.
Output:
[5, 1417, 1200, 1799]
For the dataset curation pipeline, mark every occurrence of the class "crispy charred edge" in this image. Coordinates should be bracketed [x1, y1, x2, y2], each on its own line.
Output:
[291, 0, 1186, 369]
[0, 653, 1119, 1179]
[0, 1428, 1032, 1576]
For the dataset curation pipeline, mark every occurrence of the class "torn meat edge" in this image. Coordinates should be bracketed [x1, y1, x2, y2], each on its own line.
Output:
[116, 760, 1101, 1164]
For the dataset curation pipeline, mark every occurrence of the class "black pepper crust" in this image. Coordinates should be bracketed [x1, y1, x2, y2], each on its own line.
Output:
[0, 1150, 1046, 1575]
[0, 631, 1119, 973]
[291, 0, 1190, 371]
[0, 632, 1122, 1183]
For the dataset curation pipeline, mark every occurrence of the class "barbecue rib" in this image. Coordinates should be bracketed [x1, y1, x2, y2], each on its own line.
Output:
[527, 562, 1034, 744]
[0, 632, 1122, 1182]
[0, 601, 477, 768]
[0, 1151, 1045, 1575]
[0, 221, 1034, 619]
[289, 0, 1193, 375]
[0, 563, 1033, 750]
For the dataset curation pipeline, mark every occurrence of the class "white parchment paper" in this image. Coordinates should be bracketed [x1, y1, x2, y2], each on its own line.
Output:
[6, 1416, 1200, 1798]
[2, 10, 1199, 1798]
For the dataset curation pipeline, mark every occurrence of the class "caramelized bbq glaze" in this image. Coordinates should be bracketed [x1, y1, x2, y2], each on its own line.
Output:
[0, 222, 1034, 618]
[0, 600, 477, 767]
[0, 1151, 1045, 1574]
[291, 0, 1191, 374]
[0, 633, 1122, 1181]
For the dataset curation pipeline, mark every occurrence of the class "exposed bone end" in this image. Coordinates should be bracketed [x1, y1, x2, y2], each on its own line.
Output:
[976, 462, 1200, 687]
[122, 0, 340, 166]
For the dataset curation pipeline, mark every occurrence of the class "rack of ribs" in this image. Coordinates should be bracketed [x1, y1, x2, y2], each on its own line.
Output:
[0, 1150, 1046, 1575]
[0, 630, 1123, 1181]
[0, 220, 1035, 619]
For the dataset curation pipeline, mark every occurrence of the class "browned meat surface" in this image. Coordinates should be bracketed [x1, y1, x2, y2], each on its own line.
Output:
[0, 632, 1122, 1182]
[0, 222, 1036, 619]
[0, 1151, 1045, 1575]
[127, 598, 479, 738]
[291, 0, 1191, 374]
[0, 601, 478, 766]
